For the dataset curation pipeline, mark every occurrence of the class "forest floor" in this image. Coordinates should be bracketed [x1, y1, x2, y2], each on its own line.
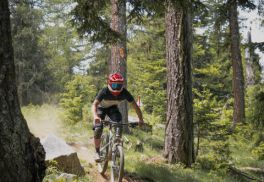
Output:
[23, 104, 140, 182]
[22, 104, 264, 182]
[23, 104, 109, 181]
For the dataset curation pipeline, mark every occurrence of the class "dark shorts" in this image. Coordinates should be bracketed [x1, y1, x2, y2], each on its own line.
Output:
[93, 105, 122, 139]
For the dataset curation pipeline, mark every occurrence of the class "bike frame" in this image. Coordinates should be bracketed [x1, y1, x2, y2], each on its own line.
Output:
[100, 120, 124, 154]
[98, 120, 138, 182]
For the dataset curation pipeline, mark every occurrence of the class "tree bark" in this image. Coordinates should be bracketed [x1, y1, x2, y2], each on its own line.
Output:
[110, 0, 129, 132]
[0, 1, 46, 181]
[229, 0, 245, 126]
[163, 0, 194, 166]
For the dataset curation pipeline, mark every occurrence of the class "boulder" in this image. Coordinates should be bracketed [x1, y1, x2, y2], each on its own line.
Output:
[41, 134, 85, 176]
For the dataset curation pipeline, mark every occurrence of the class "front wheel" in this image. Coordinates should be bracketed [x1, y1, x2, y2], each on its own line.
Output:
[98, 133, 109, 174]
[111, 145, 124, 182]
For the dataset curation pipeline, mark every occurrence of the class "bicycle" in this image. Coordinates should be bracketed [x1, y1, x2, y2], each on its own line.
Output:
[97, 119, 138, 182]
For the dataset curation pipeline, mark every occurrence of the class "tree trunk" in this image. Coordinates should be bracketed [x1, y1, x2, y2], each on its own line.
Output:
[110, 0, 129, 132]
[229, 0, 245, 126]
[245, 29, 255, 86]
[163, 0, 194, 166]
[214, 0, 221, 58]
[0, 1, 46, 181]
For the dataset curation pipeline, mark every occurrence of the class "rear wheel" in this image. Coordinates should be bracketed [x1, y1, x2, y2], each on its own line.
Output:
[111, 145, 124, 182]
[98, 133, 109, 174]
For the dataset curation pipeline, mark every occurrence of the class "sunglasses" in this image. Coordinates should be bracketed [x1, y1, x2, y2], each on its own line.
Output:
[110, 83, 123, 90]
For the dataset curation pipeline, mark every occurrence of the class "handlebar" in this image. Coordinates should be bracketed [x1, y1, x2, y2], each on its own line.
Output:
[100, 120, 139, 128]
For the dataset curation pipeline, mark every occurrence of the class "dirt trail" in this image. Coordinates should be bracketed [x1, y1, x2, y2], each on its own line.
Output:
[24, 105, 111, 181]
[24, 105, 140, 182]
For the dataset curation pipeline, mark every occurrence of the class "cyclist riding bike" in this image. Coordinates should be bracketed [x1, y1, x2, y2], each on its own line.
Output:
[91, 73, 144, 162]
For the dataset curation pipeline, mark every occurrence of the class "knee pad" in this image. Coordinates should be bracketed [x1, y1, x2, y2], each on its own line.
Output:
[93, 124, 103, 139]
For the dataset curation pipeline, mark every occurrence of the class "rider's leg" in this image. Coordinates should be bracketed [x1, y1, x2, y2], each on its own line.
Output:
[94, 129, 102, 152]
[107, 106, 122, 122]
[106, 106, 122, 136]
[93, 107, 105, 154]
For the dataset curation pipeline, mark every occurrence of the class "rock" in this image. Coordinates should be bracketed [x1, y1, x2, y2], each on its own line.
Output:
[41, 134, 85, 176]
[57, 173, 77, 181]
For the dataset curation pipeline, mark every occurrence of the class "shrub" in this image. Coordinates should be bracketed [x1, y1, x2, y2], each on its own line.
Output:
[252, 143, 264, 160]
[60, 75, 96, 123]
[196, 155, 216, 170]
[194, 87, 231, 171]
[247, 84, 264, 129]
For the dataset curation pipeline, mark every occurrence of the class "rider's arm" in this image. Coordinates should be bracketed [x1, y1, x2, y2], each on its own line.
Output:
[131, 100, 144, 125]
[92, 99, 101, 124]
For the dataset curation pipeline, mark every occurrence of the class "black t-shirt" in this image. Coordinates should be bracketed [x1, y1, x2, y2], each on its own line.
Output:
[95, 87, 134, 108]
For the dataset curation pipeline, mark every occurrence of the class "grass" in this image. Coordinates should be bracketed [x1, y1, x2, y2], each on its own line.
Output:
[22, 104, 264, 182]
[123, 127, 236, 182]
[229, 125, 264, 167]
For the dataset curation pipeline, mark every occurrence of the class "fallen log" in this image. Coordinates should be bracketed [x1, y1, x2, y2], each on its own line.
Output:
[239, 167, 264, 175]
[228, 165, 262, 182]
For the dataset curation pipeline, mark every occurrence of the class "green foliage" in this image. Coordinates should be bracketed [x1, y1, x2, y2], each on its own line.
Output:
[194, 87, 232, 171]
[86, 45, 109, 92]
[60, 75, 96, 123]
[193, 33, 232, 99]
[10, 0, 51, 105]
[23, 105, 262, 181]
[128, 17, 166, 121]
[192, 0, 233, 100]
[228, 124, 264, 172]
[197, 140, 231, 170]
[194, 88, 220, 130]
[247, 84, 264, 129]
[43, 160, 91, 182]
[40, 20, 90, 93]
[11, 0, 264, 179]
[71, 0, 165, 44]
[10, 0, 92, 104]
[43, 161, 61, 182]
[252, 143, 264, 160]
[71, 0, 119, 44]
[123, 121, 235, 182]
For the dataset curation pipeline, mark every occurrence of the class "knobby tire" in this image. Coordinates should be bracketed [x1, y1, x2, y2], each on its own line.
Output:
[111, 145, 124, 182]
[98, 133, 109, 174]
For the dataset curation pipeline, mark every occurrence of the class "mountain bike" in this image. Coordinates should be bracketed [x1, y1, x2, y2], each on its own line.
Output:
[97, 119, 138, 182]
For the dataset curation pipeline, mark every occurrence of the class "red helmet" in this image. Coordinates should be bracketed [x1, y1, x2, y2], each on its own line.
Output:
[108, 73, 124, 96]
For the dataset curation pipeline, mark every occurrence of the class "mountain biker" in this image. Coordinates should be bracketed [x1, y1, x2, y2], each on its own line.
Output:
[91, 72, 144, 162]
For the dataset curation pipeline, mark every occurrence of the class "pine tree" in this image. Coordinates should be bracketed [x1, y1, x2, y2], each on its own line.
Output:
[40, 0, 90, 94]
[127, 17, 166, 119]
[163, 0, 194, 166]
[0, 0, 45, 180]
[109, 0, 129, 130]
[10, 0, 49, 105]
[228, 0, 246, 126]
